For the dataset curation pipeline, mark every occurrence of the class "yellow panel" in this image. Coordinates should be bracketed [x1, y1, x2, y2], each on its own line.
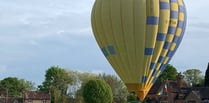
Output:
[179, 13, 185, 21]
[170, 43, 176, 51]
[163, 57, 169, 64]
[166, 35, 174, 42]
[178, 0, 183, 6]
[176, 28, 182, 36]
[133, 0, 147, 82]
[171, 3, 178, 11]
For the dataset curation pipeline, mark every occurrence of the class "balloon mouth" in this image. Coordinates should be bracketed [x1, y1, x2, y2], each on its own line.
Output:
[125, 83, 150, 101]
[135, 91, 149, 101]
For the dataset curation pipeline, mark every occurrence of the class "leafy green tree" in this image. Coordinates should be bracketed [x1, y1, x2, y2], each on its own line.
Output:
[183, 69, 203, 87]
[98, 73, 128, 103]
[0, 77, 35, 97]
[82, 79, 113, 103]
[38, 66, 73, 103]
[67, 70, 97, 103]
[127, 92, 138, 103]
[157, 64, 178, 82]
[205, 63, 209, 87]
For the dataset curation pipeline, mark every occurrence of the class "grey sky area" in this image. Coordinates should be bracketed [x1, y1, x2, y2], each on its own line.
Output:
[0, 0, 208, 85]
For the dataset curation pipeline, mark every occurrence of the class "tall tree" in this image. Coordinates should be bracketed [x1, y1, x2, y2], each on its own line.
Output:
[82, 79, 113, 103]
[183, 69, 203, 87]
[98, 73, 128, 103]
[157, 64, 178, 82]
[38, 66, 73, 103]
[0, 77, 35, 97]
[205, 63, 209, 87]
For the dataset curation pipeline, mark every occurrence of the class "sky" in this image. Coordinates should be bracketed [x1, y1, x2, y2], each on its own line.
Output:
[0, 0, 208, 86]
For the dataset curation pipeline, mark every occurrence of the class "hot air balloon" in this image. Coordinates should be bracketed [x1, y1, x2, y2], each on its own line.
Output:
[91, 0, 186, 101]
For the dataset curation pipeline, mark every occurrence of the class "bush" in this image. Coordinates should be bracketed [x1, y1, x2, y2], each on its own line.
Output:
[82, 79, 113, 103]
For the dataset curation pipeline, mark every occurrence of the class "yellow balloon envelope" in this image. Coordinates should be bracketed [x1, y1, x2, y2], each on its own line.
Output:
[91, 0, 186, 100]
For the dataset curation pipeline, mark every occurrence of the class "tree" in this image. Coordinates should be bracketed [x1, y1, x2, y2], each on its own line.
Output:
[0, 77, 35, 97]
[82, 79, 113, 103]
[205, 63, 209, 87]
[157, 64, 178, 82]
[183, 69, 203, 87]
[98, 73, 128, 103]
[38, 66, 73, 103]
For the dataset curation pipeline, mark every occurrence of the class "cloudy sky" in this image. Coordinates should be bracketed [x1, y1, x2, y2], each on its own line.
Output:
[0, 0, 208, 85]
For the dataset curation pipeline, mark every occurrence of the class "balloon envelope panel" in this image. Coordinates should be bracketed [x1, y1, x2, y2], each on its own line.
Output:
[91, 0, 186, 100]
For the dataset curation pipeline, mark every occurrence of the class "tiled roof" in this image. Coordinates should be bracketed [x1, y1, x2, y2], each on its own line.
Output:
[23, 91, 50, 100]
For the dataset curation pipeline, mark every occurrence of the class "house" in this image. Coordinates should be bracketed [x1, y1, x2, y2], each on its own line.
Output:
[146, 73, 209, 103]
[22, 91, 50, 103]
[0, 89, 50, 103]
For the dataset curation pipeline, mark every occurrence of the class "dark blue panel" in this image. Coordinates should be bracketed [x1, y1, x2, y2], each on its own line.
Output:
[166, 50, 174, 57]
[144, 48, 154, 55]
[163, 42, 171, 49]
[158, 56, 164, 63]
[142, 76, 147, 83]
[101, 48, 108, 57]
[173, 36, 180, 43]
[177, 21, 184, 28]
[152, 77, 158, 83]
[171, 11, 178, 19]
[149, 62, 156, 70]
[152, 69, 157, 76]
[157, 33, 166, 41]
[168, 26, 176, 34]
[160, 64, 167, 72]
[107, 45, 116, 55]
[179, 6, 184, 12]
[170, 0, 177, 3]
[147, 16, 159, 25]
[160, 2, 170, 10]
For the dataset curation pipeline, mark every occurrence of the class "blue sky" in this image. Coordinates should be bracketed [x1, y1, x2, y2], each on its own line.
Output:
[0, 0, 208, 85]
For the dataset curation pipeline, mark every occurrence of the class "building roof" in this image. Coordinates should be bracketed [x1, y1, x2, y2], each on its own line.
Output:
[23, 91, 50, 100]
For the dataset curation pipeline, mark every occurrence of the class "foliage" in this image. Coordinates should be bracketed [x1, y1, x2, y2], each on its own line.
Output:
[127, 92, 138, 103]
[183, 69, 203, 87]
[157, 64, 178, 82]
[205, 63, 209, 87]
[98, 73, 128, 103]
[67, 70, 97, 103]
[0, 77, 35, 97]
[38, 66, 73, 103]
[82, 79, 113, 103]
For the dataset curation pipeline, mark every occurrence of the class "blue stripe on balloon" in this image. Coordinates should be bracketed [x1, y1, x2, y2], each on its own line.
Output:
[173, 36, 180, 43]
[150, 62, 156, 70]
[147, 16, 159, 25]
[145, 48, 154, 55]
[170, 0, 177, 3]
[158, 56, 164, 63]
[152, 69, 157, 76]
[163, 42, 171, 49]
[157, 33, 166, 41]
[160, 2, 170, 10]
[142, 76, 147, 83]
[177, 21, 184, 28]
[152, 77, 158, 83]
[107, 45, 116, 55]
[168, 26, 176, 34]
[171, 11, 178, 19]
[166, 50, 174, 57]
[101, 48, 108, 57]
[179, 6, 184, 12]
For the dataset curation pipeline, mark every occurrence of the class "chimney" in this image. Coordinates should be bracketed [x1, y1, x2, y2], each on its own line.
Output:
[176, 72, 183, 89]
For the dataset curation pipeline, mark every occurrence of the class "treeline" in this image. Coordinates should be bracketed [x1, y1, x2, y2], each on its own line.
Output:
[0, 64, 208, 103]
